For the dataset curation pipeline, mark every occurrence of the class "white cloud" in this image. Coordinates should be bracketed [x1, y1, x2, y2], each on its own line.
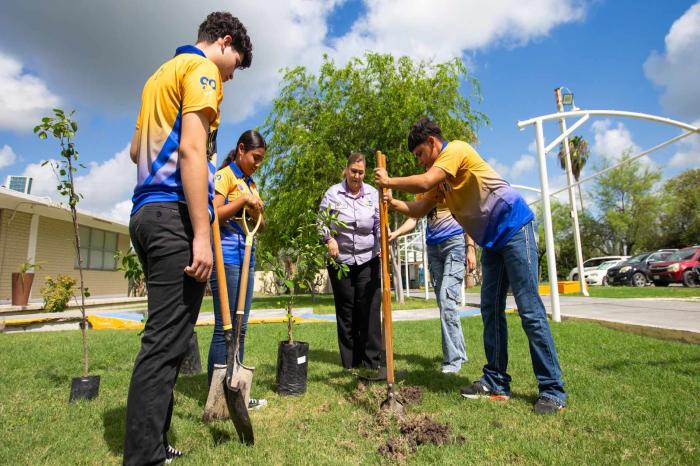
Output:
[512, 154, 536, 179]
[22, 144, 135, 223]
[590, 119, 641, 161]
[330, 0, 585, 64]
[669, 120, 700, 168]
[0, 145, 17, 168]
[0, 0, 586, 124]
[107, 200, 134, 225]
[487, 157, 512, 178]
[0, 53, 61, 131]
[644, 2, 700, 121]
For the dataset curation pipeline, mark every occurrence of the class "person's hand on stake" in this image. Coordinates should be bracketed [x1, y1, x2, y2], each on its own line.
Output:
[374, 167, 389, 188]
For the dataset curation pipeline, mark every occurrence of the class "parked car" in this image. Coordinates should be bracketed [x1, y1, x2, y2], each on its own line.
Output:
[649, 246, 700, 287]
[584, 259, 625, 286]
[606, 250, 675, 287]
[568, 256, 629, 281]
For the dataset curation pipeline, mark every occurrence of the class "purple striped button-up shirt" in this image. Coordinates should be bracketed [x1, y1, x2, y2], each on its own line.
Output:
[319, 180, 380, 266]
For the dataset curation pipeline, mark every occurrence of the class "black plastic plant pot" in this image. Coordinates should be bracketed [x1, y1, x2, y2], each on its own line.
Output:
[70, 375, 100, 402]
[276, 341, 309, 396]
[180, 331, 202, 375]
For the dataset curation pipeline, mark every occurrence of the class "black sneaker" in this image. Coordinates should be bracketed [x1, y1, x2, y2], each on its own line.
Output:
[165, 445, 183, 464]
[248, 398, 267, 410]
[460, 381, 511, 401]
[533, 396, 565, 414]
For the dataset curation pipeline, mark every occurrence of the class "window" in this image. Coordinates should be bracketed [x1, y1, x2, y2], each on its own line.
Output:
[76, 227, 118, 271]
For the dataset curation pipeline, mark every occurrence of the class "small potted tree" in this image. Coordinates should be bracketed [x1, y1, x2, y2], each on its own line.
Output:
[261, 208, 347, 395]
[11, 261, 42, 306]
[35, 109, 98, 402]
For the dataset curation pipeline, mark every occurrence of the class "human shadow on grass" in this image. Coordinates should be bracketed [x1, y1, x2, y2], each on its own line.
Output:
[595, 355, 700, 376]
[103, 406, 126, 455]
[175, 372, 209, 406]
[103, 405, 182, 456]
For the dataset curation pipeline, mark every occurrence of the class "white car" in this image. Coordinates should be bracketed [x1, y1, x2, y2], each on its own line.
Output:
[584, 259, 625, 286]
[568, 256, 629, 281]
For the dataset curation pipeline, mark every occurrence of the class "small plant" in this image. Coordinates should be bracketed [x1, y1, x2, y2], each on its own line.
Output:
[35, 108, 94, 392]
[116, 248, 146, 297]
[17, 261, 42, 290]
[261, 207, 348, 343]
[41, 275, 77, 313]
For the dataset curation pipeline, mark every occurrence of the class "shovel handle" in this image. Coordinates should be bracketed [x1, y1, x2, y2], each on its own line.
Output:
[212, 208, 233, 331]
[235, 207, 260, 317]
[376, 151, 395, 385]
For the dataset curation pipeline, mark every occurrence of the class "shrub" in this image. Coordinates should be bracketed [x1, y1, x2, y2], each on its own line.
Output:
[41, 275, 76, 312]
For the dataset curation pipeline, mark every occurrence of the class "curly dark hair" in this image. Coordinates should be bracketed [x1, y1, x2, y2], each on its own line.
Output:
[407, 117, 445, 152]
[197, 12, 253, 69]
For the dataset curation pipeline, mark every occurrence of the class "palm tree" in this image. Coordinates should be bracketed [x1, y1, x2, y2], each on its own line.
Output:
[558, 135, 590, 212]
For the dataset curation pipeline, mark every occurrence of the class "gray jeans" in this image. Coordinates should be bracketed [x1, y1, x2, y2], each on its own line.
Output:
[428, 234, 468, 370]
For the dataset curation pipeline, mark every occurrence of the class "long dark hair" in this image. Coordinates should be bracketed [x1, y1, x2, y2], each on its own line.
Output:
[219, 130, 266, 170]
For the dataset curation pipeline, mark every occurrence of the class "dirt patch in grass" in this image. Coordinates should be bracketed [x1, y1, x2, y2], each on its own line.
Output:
[397, 385, 422, 405]
[349, 381, 459, 461]
[378, 415, 454, 460]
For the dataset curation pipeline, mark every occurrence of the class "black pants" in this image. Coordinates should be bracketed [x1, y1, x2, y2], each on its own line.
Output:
[328, 256, 382, 369]
[124, 202, 205, 466]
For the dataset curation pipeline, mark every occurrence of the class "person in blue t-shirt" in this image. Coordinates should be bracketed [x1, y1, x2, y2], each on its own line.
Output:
[389, 198, 476, 375]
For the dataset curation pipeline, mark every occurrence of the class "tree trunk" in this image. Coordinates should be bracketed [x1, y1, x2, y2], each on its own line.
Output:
[389, 241, 404, 304]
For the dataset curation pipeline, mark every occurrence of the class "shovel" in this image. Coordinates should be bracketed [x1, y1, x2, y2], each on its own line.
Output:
[203, 207, 260, 444]
[376, 151, 405, 417]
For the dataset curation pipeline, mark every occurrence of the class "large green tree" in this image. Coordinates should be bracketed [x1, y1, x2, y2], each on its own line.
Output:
[592, 152, 660, 255]
[657, 168, 700, 248]
[258, 52, 487, 255]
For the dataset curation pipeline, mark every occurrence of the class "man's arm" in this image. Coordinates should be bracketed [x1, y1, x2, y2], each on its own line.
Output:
[388, 217, 417, 243]
[465, 234, 476, 271]
[374, 166, 446, 193]
[129, 130, 139, 164]
[387, 195, 437, 219]
[179, 110, 215, 282]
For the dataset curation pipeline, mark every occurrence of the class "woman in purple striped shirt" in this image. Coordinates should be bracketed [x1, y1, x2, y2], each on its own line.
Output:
[319, 153, 382, 370]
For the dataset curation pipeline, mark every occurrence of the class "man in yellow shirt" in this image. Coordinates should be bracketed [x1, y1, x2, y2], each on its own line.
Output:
[125, 12, 253, 464]
[375, 118, 566, 414]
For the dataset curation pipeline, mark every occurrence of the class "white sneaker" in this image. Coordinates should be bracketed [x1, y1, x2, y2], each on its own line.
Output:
[441, 366, 460, 374]
[248, 398, 267, 410]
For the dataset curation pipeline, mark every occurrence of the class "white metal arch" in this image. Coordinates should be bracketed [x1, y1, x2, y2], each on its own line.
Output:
[516, 109, 699, 322]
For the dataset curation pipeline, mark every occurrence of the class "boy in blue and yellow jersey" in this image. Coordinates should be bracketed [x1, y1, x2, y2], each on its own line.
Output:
[388, 195, 476, 375]
[375, 118, 566, 415]
[124, 12, 253, 465]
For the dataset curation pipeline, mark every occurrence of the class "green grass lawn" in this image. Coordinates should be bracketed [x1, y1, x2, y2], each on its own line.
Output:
[1, 317, 699, 464]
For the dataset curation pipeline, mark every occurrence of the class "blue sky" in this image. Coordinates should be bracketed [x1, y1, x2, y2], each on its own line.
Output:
[0, 0, 698, 222]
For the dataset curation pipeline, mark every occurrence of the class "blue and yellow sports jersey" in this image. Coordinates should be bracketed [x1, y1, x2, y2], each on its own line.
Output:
[416, 193, 464, 246]
[131, 45, 223, 219]
[215, 162, 260, 266]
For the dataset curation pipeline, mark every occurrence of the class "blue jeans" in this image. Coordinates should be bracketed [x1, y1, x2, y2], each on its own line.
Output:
[479, 221, 566, 404]
[427, 235, 468, 371]
[207, 262, 254, 385]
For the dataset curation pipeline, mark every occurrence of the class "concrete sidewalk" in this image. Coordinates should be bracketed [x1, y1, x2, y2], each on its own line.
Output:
[464, 293, 700, 341]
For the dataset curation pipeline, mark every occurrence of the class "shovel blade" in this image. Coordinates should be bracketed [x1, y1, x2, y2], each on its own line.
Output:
[380, 397, 405, 417]
[202, 365, 229, 422]
[228, 363, 254, 408]
[223, 381, 254, 445]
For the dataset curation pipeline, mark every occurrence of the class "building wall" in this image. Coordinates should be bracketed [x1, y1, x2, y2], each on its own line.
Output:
[32, 217, 130, 299]
[0, 210, 130, 301]
[0, 209, 32, 300]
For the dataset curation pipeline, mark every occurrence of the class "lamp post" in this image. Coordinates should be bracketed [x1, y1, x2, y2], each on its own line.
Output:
[555, 87, 588, 297]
